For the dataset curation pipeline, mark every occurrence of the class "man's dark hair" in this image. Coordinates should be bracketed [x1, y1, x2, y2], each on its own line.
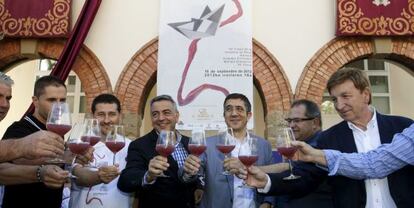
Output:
[150, 94, 178, 112]
[291, 99, 322, 127]
[91, 93, 121, 113]
[327, 67, 372, 104]
[223, 93, 252, 113]
[34, 76, 66, 97]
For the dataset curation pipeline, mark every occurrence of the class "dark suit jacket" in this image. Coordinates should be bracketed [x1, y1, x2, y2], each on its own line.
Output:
[117, 129, 198, 208]
[267, 113, 414, 208]
[277, 131, 334, 208]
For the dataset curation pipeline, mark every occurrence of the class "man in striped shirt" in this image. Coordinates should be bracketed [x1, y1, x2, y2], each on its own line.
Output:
[290, 123, 414, 179]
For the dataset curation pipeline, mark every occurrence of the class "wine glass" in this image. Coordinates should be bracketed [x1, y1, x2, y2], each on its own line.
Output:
[188, 127, 207, 176]
[238, 133, 258, 188]
[105, 125, 126, 165]
[216, 127, 235, 175]
[46, 102, 72, 164]
[276, 127, 300, 180]
[81, 118, 101, 146]
[188, 127, 207, 157]
[66, 122, 91, 178]
[155, 130, 176, 177]
[80, 118, 101, 168]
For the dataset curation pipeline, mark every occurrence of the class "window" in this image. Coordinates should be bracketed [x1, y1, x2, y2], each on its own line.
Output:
[322, 58, 391, 114]
[36, 59, 87, 118]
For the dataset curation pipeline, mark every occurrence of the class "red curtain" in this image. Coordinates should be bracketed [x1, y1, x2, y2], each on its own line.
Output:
[336, 0, 414, 36]
[24, 0, 102, 115]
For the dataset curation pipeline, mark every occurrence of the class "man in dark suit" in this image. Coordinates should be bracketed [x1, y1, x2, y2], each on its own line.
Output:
[118, 95, 199, 208]
[273, 99, 333, 208]
[245, 68, 414, 208]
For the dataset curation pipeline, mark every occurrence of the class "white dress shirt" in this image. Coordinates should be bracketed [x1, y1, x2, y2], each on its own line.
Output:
[231, 138, 255, 208]
[259, 109, 397, 208]
[347, 110, 396, 208]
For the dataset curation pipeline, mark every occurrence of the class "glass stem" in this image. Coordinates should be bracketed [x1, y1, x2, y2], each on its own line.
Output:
[113, 153, 116, 165]
[288, 159, 294, 175]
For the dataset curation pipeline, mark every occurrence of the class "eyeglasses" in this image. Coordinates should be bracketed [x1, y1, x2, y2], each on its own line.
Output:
[285, 117, 315, 124]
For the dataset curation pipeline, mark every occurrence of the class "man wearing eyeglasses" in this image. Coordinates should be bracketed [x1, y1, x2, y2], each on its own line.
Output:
[266, 99, 334, 208]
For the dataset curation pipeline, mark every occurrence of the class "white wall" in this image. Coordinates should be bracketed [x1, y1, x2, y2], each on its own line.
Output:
[389, 65, 414, 119]
[253, 0, 336, 90]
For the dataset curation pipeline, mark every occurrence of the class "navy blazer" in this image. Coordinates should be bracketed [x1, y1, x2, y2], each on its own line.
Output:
[266, 113, 413, 208]
[118, 129, 198, 208]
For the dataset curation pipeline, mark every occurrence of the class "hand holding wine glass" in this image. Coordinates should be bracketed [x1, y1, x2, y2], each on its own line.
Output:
[153, 130, 176, 178]
[67, 122, 91, 178]
[216, 127, 235, 175]
[46, 102, 72, 164]
[186, 127, 206, 176]
[238, 134, 259, 188]
[105, 125, 126, 165]
[276, 127, 301, 180]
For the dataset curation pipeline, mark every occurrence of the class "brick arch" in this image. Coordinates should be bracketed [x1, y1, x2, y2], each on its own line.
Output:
[115, 38, 292, 119]
[295, 37, 374, 104]
[0, 38, 111, 109]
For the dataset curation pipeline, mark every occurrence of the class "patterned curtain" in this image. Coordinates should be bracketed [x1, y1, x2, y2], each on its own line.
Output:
[336, 0, 414, 36]
[0, 0, 71, 38]
[24, 0, 102, 116]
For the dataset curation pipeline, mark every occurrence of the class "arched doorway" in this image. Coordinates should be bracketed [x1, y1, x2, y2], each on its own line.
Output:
[0, 38, 111, 134]
[295, 37, 414, 128]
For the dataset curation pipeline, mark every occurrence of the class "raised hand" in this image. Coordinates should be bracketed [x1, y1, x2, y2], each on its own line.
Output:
[40, 165, 69, 188]
[74, 147, 95, 166]
[21, 131, 65, 160]
[98, 164, 120, 184]
[291, 141, 327, 166]
[183, 155, 201, 176]
[242, 166, 268, 189]
[223, 157, 244, 175]
[146, 155, 169, 182]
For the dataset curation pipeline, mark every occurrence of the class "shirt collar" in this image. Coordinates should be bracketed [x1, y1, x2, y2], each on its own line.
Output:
[347, 106, 377, 131]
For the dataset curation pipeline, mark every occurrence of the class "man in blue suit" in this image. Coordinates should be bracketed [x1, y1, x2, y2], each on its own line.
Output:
[245, 68, 414, 208]
[182, 93, 274, 208]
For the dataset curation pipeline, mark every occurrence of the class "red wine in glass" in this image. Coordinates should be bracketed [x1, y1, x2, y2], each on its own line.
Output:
[46, 102, 72, 164]
[156, 144, 175, 157]
[217, 127, 235, 175]
[238, 155, 258, 167]
[81, 135, 101, 146]
[83, 118, 101, 146]
[68, 142, 90, 155]
[188, 144, 207, 157]
[276, 127, 301, 180]
[106, 141, 126, 153]
[105, 125, 126, 165]
[46, 124, 72, 137]
[277, 147, 297, 159]
[156, 130, 177, 177]
[216, 145, 236, 155]
[238, 134, 259, 188]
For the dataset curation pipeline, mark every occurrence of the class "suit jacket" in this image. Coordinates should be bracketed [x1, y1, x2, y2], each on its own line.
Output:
[277, 131, 334, 208]
[267, 113, 414, 208]
[199, 134, 275, 208]
[117, 129, 197, 208]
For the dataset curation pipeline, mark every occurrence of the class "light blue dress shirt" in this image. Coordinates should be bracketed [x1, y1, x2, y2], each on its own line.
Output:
[324, 123, 414, 179]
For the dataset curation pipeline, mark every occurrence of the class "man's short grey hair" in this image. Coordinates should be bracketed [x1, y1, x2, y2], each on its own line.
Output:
[150, 94, 178, 112]
[0, 72, 14, 87]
